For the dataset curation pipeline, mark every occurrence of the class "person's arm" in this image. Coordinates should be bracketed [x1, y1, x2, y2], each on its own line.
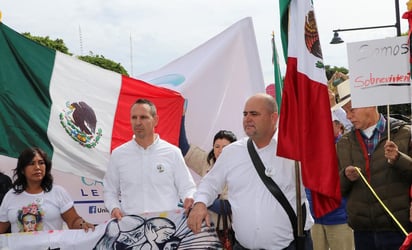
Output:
[110, 207, 123, 220]
[0, 188, 11, 233]
[179, 115, 190, 156]
[343, 166, 360, 181]
[0, 174, 12, 205]
[337, 135, 358, 196]
[55, 185, 94, 232]
[179, 114, 210, 177]
[386, 126, 412, 180]
[174, 151, 197, 206]
[182, 197, 194, 215]
[0, 221, 10, 234]
[61, 207, 94, 232]
[187, 202, 210, 233]
[103, 156, 122, 218]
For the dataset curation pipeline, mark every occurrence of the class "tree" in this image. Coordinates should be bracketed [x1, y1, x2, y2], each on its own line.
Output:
[325, 65, 348, 80]
[22, 33, 129, 76]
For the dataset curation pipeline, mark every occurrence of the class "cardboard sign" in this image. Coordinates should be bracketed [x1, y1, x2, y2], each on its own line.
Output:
[347, 36, 411, 108]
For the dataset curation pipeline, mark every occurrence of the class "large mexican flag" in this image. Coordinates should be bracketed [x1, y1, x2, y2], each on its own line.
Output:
[277, 0, 341, 217]
[0, 23, 184, 181]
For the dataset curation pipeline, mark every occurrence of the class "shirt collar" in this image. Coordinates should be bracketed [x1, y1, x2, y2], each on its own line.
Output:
[376, 114, 386, 134]
[360, 114, 385, 139]
[134, 134, 159, 150]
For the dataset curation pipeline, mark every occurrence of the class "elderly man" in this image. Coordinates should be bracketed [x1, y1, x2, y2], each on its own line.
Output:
[335, 79, 412, 250]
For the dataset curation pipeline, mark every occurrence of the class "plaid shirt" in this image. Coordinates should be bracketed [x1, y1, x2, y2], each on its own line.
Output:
[360, 114, 386, 157]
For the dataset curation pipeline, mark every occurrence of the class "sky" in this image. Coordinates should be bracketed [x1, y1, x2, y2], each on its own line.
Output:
[1, 0, 409, 85]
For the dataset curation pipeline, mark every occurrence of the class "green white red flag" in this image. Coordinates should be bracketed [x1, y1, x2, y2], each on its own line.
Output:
[277, 0, 341, 217]
[0, 23, 184, 181]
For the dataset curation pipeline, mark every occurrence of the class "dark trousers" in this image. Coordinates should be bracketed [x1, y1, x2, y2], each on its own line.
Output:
[354, 230, 405, 250]
[233, 231, 313, 250]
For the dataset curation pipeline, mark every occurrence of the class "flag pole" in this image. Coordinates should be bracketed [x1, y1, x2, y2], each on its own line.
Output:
[387, 104, 392, 164]
[295, 160, 304, 247]
[387, 104, 391, 141]
[272, 32, 284, 111]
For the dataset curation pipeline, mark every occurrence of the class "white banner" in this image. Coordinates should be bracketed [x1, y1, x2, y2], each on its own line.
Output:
[138, 17, 265, 150]
[0, 209, 222, 249]
[347, 36, 411, 108]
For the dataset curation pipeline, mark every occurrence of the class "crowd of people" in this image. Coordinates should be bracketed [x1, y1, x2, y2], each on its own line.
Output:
[0, 83, 411, 249]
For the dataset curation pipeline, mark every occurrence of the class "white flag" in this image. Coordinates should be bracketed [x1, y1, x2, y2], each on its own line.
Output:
[138, 17, 265, 150]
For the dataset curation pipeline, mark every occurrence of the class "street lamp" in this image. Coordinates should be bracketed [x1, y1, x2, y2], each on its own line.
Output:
[330, 0, 401, 44]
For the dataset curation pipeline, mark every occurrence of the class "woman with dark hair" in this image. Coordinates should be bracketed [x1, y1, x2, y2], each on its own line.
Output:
[0, 147, 95, 233]
[181, 129, 236, 246]
[206, 130, 237, 167]
[184, 130, 237, 177]
[204, 131, 236, 229]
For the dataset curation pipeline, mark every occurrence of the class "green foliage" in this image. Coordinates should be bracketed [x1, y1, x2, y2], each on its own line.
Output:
[22, 33, 129, 76]
[325, 65, 349, 80]
[78, 52, 129, 76]
[20, 32, 412, 118]
[22, 32, 71, 55]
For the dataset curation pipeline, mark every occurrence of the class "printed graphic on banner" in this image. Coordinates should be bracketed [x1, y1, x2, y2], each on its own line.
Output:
[0, 209, 222, 249]
[94, 214, 222, 249]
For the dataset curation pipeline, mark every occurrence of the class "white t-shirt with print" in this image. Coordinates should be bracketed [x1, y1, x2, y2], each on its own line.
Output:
[0, 185, 73, 233]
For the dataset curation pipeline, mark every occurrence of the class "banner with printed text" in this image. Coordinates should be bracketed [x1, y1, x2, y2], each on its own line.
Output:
[347, 36, 411, 108]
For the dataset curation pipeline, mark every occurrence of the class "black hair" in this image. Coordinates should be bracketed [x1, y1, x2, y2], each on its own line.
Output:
[206, 130, 237, 165]
[133, 98, 157, 117]
[12, 147, 53, 193]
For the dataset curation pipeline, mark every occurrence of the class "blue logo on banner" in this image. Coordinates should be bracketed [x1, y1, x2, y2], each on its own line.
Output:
[89, 206, 97, 214]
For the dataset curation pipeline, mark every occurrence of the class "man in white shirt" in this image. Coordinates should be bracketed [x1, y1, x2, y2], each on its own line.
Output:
[103, 99, 196, 219]
[187, 93, 314, 249]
